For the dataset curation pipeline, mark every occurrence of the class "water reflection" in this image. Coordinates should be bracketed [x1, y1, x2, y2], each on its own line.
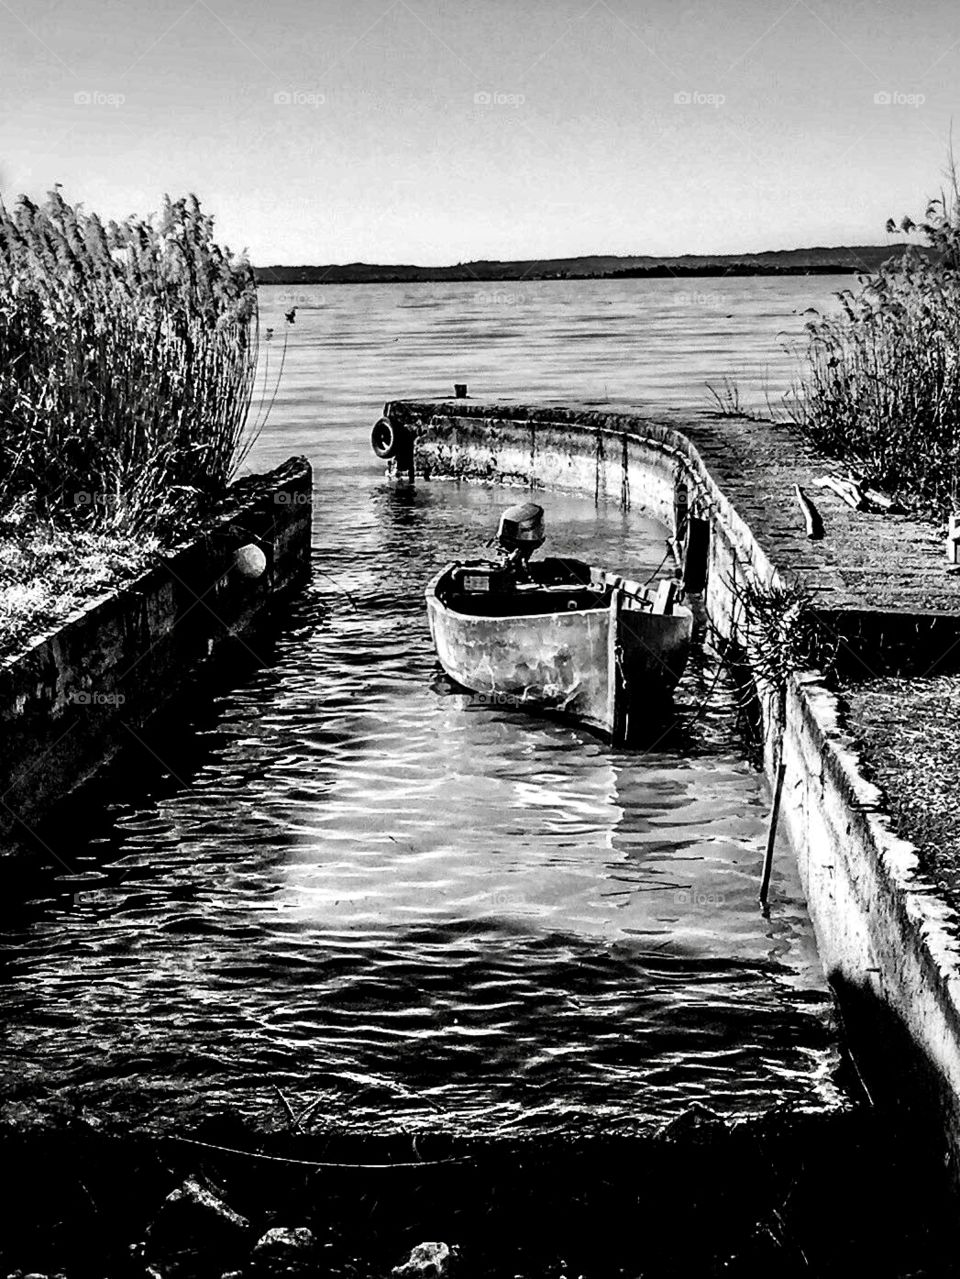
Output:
[0, 280, 839, 1136]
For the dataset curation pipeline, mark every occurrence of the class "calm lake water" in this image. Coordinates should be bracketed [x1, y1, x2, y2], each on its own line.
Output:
[0, 277, 847, 1137]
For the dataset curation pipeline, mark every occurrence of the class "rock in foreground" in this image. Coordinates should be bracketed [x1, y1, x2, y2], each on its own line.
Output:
[144, 1174, 251, 1276]
[391, 1240, 458, 1277]
[251, 1226, 318, 1275]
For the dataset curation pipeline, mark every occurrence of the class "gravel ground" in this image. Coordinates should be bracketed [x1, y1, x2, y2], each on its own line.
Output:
[844, 675, 960, 906]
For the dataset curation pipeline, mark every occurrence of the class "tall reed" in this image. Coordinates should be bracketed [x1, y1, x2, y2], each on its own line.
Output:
[788, 163, 960, 518]
[0, 190, 258, 537]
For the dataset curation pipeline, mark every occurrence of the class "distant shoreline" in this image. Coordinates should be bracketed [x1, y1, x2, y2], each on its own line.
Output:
[255, 243, 916, 286]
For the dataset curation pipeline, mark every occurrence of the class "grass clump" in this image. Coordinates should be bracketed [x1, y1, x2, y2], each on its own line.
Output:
[705, 376, 747, 417]
[0, 188, 259, 538]
[733, 580, 837, 691]
[788, 161, 960, 519]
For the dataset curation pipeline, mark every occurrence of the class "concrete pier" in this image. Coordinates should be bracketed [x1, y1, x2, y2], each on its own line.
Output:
[0, 456, 312, 854]
[380, 397, 960, 1177]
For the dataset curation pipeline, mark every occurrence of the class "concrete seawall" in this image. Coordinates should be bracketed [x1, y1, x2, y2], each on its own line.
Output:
[381, 397, 960, 1175]
[0, 456, 312, 854]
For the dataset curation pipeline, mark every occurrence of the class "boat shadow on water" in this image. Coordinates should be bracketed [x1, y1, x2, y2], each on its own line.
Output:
[427, 636, 740, 760]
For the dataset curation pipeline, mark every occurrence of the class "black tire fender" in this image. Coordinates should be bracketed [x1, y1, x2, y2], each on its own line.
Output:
[371, 417, 399, 460]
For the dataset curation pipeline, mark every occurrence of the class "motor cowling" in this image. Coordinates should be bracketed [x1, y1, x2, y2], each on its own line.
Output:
[496, 502, 545, 561]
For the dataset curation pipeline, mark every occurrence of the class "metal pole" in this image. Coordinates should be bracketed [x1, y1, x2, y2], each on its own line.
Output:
[759, 759, 787, 909]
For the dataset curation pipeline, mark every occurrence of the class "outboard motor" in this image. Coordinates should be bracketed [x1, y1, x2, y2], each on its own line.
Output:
[496, 502, 545, 563]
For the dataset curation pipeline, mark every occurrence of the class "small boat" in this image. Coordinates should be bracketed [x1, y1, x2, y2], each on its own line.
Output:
[426, 503, 693, 742]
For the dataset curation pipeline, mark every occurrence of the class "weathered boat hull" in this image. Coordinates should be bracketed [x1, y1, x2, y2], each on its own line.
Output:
[426, 566, 693, 741]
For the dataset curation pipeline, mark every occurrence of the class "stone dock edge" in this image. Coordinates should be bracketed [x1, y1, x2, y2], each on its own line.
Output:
[0, 455, 313, 854]
[381, 396, 960, 1180]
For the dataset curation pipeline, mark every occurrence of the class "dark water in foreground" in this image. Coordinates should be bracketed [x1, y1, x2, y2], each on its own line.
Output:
[0, 279, 843, 1137]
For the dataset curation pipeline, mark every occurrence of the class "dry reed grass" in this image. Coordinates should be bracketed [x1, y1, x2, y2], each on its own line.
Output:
[788, 162, 960, 520]
[0, 189, 259, 538]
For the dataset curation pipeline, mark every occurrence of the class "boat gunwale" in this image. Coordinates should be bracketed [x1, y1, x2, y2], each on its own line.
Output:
[424, 563, 693, 626]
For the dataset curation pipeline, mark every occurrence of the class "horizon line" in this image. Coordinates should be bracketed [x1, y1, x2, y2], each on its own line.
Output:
[251, 240, 909, 270]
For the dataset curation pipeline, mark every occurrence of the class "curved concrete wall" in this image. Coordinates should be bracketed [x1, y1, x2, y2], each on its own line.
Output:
[383, 398, 960, 1178]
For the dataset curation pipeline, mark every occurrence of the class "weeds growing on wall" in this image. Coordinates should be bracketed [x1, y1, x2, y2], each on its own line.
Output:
[729, 578, 838, 704]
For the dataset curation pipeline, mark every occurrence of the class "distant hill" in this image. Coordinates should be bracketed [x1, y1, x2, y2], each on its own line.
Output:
[254, 244, 920, 286]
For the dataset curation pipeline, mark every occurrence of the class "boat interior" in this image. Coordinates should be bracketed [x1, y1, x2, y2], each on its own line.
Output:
[437, 557, 630, 618]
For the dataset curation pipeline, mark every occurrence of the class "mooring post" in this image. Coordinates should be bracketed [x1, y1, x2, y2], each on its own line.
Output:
[794, 484, 824, 540]
[946, 513, 960, 564]
[759, 758, 787, 909]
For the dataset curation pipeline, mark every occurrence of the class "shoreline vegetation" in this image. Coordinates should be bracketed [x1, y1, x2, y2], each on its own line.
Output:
[1, 177, 956, 661]
[255, 242, 921, 286]
[787, 168, 960, 520]
[0, 190, 264, 662]
[4, 185, 960, 1274]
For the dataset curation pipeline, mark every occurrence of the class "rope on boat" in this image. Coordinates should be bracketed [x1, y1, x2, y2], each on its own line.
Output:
[689, 650, 731, 721]
[165, 1135, 476, 1170]
[642, 545, 674, 587]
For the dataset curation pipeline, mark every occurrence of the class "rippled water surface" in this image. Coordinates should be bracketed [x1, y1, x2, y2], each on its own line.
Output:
[0, 278, 845, 1136]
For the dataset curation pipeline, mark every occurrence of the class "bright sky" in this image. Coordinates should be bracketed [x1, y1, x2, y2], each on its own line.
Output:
[0, 0, 956, 264]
